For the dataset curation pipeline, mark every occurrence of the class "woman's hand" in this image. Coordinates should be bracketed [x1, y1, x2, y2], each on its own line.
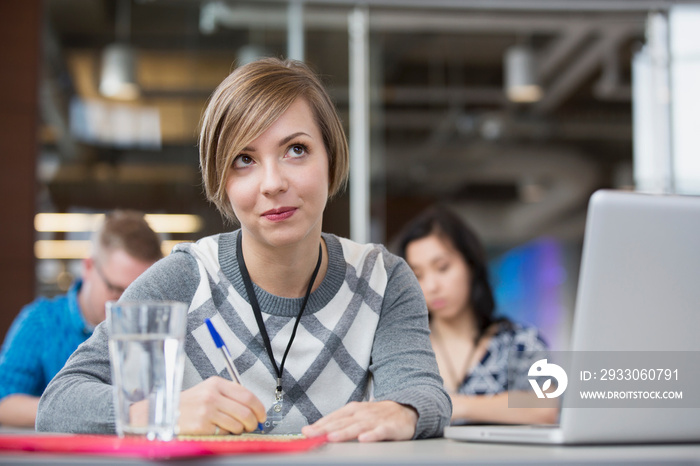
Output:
[130, 376, 266, 435]
[178, 376, 266, 435]
[301, 400, 418, 442]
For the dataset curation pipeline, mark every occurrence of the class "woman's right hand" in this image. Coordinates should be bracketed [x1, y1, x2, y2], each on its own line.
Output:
[176, 376, 266, 435]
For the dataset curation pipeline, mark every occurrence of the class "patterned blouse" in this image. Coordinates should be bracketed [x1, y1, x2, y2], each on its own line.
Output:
[456, 322, 549, 396]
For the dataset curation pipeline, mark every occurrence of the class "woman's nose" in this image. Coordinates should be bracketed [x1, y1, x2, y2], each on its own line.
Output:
[260, 161, 288, 195]
[423, 273, 439, 293]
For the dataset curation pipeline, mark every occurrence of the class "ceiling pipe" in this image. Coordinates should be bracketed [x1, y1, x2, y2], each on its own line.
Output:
[199, 2, 642, 34]
[235, 0, 693, 12]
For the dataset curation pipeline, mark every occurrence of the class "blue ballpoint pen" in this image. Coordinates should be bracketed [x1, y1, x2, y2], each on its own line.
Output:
[205, 318, 265, 432]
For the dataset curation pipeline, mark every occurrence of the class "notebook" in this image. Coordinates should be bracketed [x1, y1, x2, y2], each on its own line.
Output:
[445, 190, 700, 445]
[0, 433, 327, 459]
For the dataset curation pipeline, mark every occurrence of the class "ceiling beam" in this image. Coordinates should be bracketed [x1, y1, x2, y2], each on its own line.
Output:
[537, 23, 592, 84]
[531, 25, 640, 116]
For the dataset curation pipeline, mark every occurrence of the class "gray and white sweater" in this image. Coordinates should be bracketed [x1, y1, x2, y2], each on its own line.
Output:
[37, 231, 451, 438]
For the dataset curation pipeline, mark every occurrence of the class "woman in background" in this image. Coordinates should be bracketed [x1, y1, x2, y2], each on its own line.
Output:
[394, 206, 558, 425]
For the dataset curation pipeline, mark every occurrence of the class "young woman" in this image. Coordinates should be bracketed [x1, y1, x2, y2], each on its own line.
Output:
[394, 206, 558, 425]
[36, 58, 451, 442]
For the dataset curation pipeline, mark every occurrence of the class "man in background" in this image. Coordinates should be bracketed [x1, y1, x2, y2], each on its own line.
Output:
[0, 210, 163, 427]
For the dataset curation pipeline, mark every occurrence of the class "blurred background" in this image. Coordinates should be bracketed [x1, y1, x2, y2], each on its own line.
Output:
[3, 0, 700, 350]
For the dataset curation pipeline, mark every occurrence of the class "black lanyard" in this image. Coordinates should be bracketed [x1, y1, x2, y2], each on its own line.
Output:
[236, 233, 322, 400]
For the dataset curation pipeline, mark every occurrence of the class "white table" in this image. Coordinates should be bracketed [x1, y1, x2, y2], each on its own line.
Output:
[0, 437, 699, 465]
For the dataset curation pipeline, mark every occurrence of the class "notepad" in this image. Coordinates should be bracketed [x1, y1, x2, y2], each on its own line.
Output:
[179, 433, 307, 442]
[0, 433, 327, 460]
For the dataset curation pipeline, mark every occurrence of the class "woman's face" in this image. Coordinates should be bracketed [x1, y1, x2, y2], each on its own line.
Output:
[405, 234, 472, 321]
[225, 97, 329, 250]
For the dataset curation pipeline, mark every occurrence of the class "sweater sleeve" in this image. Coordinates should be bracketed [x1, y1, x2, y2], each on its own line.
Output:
[35, 252, 200, 433]
[368, 249, 452, 439]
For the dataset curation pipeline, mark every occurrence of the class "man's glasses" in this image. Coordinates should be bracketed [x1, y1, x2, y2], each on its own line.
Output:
[94, 260, 126, 295]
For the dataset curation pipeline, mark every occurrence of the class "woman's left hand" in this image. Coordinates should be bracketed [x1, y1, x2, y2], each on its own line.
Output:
[301, 400, 417, 442]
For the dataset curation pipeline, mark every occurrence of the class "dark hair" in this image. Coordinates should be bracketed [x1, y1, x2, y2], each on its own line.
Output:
[393, 205, 505, 340]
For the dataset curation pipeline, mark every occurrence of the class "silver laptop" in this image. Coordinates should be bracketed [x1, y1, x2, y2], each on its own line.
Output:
[445, 189, 700, 445]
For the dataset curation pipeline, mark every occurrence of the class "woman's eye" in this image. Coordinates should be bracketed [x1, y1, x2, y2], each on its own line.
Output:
[232, 154, 253, 168]
[287, 144, 307, 158]
[437, 263, 450, 273]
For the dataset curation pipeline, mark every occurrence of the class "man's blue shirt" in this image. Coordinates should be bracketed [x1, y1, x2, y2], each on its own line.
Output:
[0, 281, 93, 400]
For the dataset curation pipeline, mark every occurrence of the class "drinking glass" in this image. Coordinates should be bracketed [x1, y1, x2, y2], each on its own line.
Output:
[107, 301, 187, 441]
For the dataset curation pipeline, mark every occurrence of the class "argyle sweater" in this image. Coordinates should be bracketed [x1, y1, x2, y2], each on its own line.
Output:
[37, 231, 451, 438]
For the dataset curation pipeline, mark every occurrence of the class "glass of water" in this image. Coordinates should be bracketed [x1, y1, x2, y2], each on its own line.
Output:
[107, 301, 187, 441]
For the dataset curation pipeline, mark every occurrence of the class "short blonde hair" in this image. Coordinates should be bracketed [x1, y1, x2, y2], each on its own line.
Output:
[199, 58, 350, 223]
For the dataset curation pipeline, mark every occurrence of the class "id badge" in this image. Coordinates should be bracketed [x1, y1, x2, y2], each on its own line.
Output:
[263, 399, 285, 432]
[264, 399, 310, 434]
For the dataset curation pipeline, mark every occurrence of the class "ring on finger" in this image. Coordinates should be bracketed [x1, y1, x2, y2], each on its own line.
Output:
[214, 426, 220, 435]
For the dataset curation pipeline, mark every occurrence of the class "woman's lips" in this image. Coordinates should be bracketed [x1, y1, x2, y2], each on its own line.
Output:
[262, 207, 297, 222]
[430, 299, 447, 310]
